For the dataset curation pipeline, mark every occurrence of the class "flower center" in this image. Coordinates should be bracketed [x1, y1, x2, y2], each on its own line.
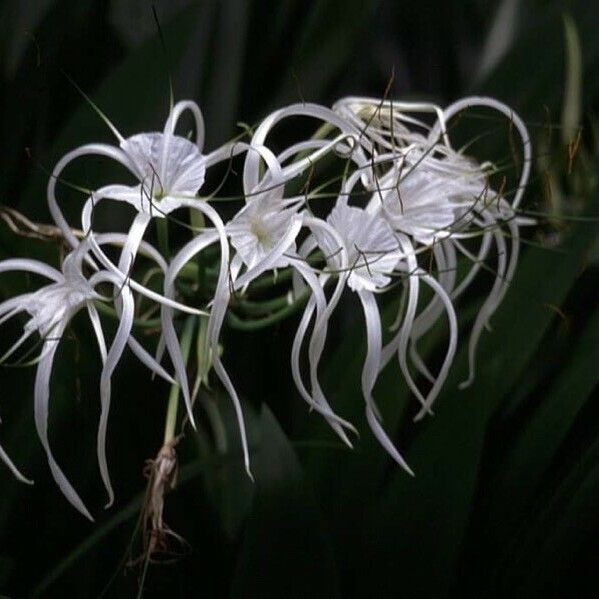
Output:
[250, 218, 273, 248]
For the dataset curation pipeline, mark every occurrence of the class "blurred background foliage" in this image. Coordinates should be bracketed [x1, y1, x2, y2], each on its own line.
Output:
[0, 0, 598, 597]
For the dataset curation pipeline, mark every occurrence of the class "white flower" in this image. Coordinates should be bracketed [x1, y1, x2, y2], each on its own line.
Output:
[318, 201, 402, 291]
[159, 104, 365, 471]
[334, 95, 533, 416]
[0, 245, 101, 519]
[47, 99, 224, 316]
[301, 200, 419, 473]
[228, 197, 303, 273]
[372, 149, 491, 245]
[0, 236, 173, 519]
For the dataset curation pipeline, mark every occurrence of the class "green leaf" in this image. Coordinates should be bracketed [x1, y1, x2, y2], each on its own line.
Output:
[492, 435, 599, 596]
[483, 304, 599, 545]
[561, 13, 583, 144]
[358, 224, 595, 597]
[229, 405, 339, 599]
[19, 4, 200, 221]
[30, 457, 210, 597]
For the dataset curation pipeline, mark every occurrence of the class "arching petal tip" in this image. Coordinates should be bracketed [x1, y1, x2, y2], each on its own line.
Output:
[413, 406, 436, 423]
[458, 377, 474, 390]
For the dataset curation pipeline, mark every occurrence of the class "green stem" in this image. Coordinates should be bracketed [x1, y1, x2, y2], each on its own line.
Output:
[156, 218, 170, 259]
[94, 300, 161, 329]
[233, 294, 292, 316]
[226, 289, 310, 331]
[163, 315, 196, 445]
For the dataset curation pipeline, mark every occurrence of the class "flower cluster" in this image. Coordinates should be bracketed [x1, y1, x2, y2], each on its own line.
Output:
[0, 93, 531, 518]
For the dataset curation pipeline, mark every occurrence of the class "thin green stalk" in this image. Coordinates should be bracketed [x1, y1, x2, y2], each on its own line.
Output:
[94, 301, 161, 329]
[156, 218, 170, 260]
[226, 289, 310, 331]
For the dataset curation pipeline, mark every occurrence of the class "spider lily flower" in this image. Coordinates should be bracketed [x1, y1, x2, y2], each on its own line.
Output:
[332, 95, 450, 154]
[0, 237, 173, 519]
[47, 98, 230, 316]
[418, 96, 533, 395]
[338, 95, 532, 417]
[227, 105, 374, 441]
[0, 245, 103, 519]
[226, 199, 360, 446]
[157, 104, 368, 467]
[301, 199, 420, 473]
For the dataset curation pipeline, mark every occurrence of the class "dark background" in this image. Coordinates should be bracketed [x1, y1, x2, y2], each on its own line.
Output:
[0, 0, 598, 597]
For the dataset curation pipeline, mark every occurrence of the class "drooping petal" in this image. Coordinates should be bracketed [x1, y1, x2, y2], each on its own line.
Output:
[358, 289, 413, 475]
[127, 336, 175, 385]
[411, 271, 459, 420]
[33, 328, 94, 520]
[289, 260, 356, 444]
[98, 284, 134, 508]
[0, 439, 33, 485]
[163, 230, 220, 423]
[460, 209, 519, 389]
[380, 233, 433, 415]
[47, 143, 138, 249]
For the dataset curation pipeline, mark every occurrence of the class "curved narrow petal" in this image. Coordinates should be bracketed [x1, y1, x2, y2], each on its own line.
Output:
[163, 230, 220, 424]
[0, 328, 36, 364]
[0, 259, 62, 281]
[408, 241, 455, 383]
[243, 102, 369, 193]
[127, 337, 175, 385]
[165, 100, 205, 151]
[365, 406, 414, 476]
[48, 143, 137, 249]
[87, 238, 201, 315]
[359, 290, 413, 475]
[86, 302, 108, 364]
[184, 201, 252, 478]
[381, 234, 433, 415]
[412, 271, 459, 421]
[427, 96, 532, 210]
[0, 440, 33, 484]
[34, 329, 94, 520]
[98, 285, 134, 508]
[289, 261, 357, 442]
[460, 220, 509, 389]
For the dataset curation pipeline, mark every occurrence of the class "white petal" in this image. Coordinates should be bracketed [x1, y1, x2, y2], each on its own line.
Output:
[428, 96, 532, 210]
[34, 330, 94, 520]
[0, 259, 62, 281]
[86, 302, 107, 364]
[98, 285, 134, 508]
[127, 336, 175, 384]
[289, 261, 356, 442]
[365, 405, 414, 476]
[412, 271, 459, 420]
[0, 439, 33, 484]
[460, 213, 519, 389]
[48, 142, 137, 250]
[163, 230, 220, 422]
